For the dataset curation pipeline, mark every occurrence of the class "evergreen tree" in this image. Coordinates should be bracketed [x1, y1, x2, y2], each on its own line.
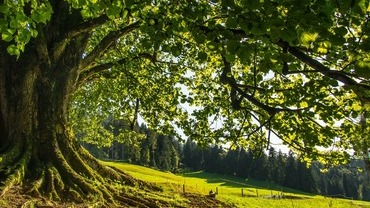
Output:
[155, 135, 173, 170]
[284, 151, 298, 188]
[183, 138, 193, 168]
[311, 162, 327, 195]
[204, 145, 223, 173]
[296, 160, 316, 193]
[170, 142, 180, 172]
[222, 147, 239, 175]
[251, 152, 268, 181]
[327, 168, 345, 196]
[275, 150, 286, 185]
[267, 147, 278, 183]
[140, 145, 151, 166]
[343, 171, 359, 199]
[236, 148, 250, 178]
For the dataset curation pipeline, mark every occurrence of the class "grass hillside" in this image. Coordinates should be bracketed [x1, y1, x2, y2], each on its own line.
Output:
[105, 161, 370, 208]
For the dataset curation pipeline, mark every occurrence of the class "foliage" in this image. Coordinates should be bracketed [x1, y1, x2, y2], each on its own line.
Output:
[1, 0, 370, 169]
[70, 0, 370, 167]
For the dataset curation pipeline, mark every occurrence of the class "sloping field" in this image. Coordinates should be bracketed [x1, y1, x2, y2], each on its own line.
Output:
[105, 161, 370, 208]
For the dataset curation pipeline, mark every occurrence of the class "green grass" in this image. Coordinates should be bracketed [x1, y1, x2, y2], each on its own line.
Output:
[104, 161, 370, 208]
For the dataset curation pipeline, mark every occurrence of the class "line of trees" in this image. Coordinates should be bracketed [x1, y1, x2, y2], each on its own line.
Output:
[81, 120, 370, 201]
[81, 122, 182, 172]
[183, 139, 370, 201]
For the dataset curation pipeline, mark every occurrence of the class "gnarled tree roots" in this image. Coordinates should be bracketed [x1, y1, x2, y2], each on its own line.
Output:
[0, 133, 176, 207]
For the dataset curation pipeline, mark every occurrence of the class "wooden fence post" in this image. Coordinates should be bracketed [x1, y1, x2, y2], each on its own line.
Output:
[241, 188, 244, 197]
[256, 189, 259, 197]
[183, 184, 185, 194]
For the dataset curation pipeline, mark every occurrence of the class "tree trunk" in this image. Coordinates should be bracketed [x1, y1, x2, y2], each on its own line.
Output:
[0, 24, 165, 208]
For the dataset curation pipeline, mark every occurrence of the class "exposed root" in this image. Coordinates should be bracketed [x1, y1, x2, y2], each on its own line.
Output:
[45, 165, 64, 201]
[0, 140, 32, 197]
[20, 199, 40, 208]
[0, 138, 24, 170]
[1, 132, 180, 207]
[26, 169, 45, 197]
[77, 142, 137, 186]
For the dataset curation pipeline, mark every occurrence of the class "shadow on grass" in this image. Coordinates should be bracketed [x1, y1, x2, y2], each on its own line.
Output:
[180, 171, 315, 196]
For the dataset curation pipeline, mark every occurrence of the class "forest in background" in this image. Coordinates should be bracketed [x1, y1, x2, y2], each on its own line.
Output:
[79, 118, 370, 202]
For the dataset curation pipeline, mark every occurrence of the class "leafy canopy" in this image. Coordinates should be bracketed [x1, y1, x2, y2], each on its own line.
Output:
[2, 0, 370, 166]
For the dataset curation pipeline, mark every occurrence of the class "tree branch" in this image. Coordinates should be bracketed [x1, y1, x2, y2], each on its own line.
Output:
[277, 40, 370, 91]
[35, 24, 51, 68]
[245, 114, 275, 139]
[52, 15, 110, 63]
[201, 25, 370, 92]
[77, 21, 141, 74]
[77, 53, 156, 86]
[221, 57, 302, 115]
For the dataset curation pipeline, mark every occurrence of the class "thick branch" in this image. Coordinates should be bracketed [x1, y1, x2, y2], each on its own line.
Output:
[52, 15, 110, 62]
[35, 25, 51, 67]
[277, 40, 370, 91]
[221, 57, 300, 115]
[78, 21, 141, 73]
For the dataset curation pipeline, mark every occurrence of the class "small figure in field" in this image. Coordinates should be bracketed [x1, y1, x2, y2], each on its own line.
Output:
[209, 190, 216, 198]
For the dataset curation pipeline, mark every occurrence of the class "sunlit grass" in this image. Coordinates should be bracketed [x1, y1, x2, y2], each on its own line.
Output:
[104, 161, 370, 208]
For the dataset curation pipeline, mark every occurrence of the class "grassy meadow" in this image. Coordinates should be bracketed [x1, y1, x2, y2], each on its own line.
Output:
[104, 161, 370, 208]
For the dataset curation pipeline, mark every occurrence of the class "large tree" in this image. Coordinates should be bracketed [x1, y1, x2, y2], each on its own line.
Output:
[1, 0, 370, 205]
[0, 0, 184, 206]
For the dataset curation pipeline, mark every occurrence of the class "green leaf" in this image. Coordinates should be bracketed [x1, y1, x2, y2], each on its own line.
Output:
[7, 44, 19, 56]
[31, 3, 52, 23]
[81, 9, 92, 18]
[225, 52, 235, 62]
[355, 60, 370, 78]
[353, 0, 367, 14]
[207, 41, 218, 51]
[333, 27, 347, 36]
[171, 46, 181, 57]
[106, 6, 121, 19]
[2, 32, 13, 42]
[30, 29, 38, 38]
[0, 19, 7, 32]
[299, 31, 319, 45]
[299, 101, 309, 108]
[197, 51, 208, 62]
[237, 46, 251, 63]
[221, 0, 235, 7]
[0, 5, 9, 14]
[226, 40, 239, 54]
[282, 30, 297, 43]
[9, 19, 20, 28]
[193, 33, 205, 44]
[251, 22, 266, 36]
[352, 103, 362, 111]
[225, 17, 238, 28]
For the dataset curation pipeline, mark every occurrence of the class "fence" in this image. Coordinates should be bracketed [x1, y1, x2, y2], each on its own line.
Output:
[170, 180, 284, 199]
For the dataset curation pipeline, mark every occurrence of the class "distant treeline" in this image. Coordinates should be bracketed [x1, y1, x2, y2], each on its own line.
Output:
[80, 121, 370, 201]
